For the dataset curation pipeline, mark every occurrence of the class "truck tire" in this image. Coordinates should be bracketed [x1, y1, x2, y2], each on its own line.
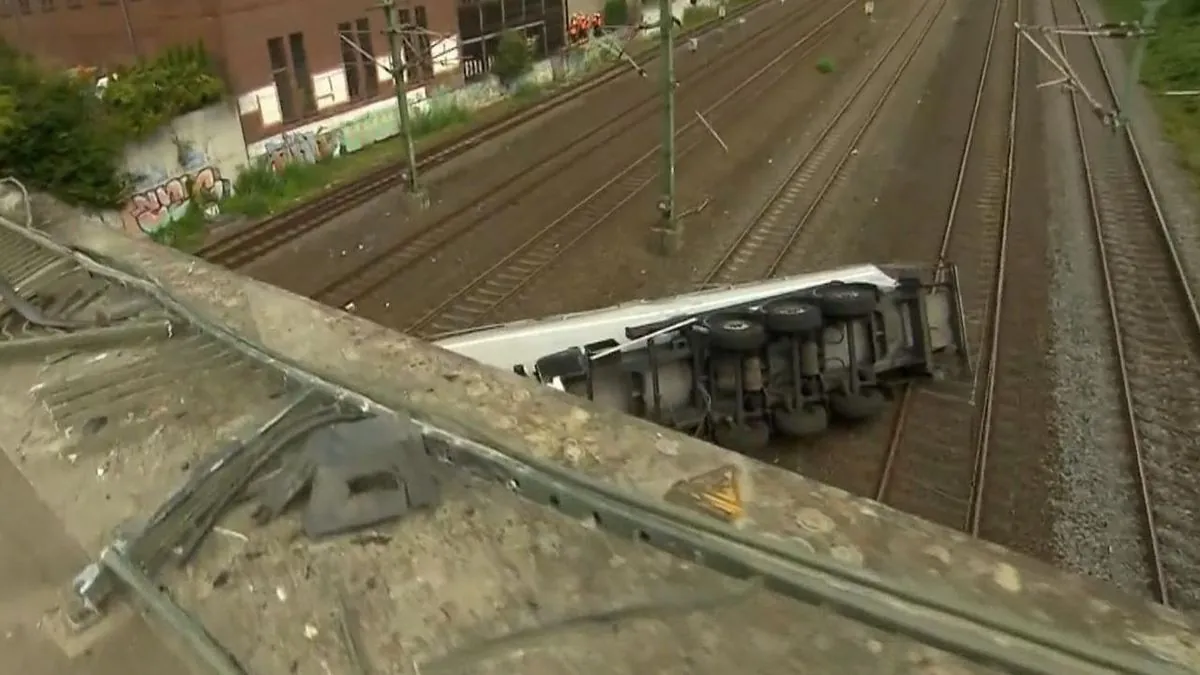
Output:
[764, 299, 823, 333]
[713, 421, 771, 453]
[702, 313, 767, 351]
[829, 387, 887, 420]
[773, 403, 828, 437]
[813, 282, 878, 319]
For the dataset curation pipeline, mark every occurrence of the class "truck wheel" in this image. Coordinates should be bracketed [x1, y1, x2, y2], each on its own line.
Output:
[813, 282, 878, 319]
[702, 313, 767, 351]
[773, 404, 828, 437]
[764, 299, 822, 333]
[829, 387, 887, 420]
[713, 421, 771, 453]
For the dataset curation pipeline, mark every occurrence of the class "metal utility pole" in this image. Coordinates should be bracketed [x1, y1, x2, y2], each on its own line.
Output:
[1122, 0, 1166, 125]
[380, 0, 425, 203]
[652, 0, 681, 255]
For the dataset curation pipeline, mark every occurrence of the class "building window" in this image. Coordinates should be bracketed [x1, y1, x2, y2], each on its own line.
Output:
[395, 6, 432, 82]
[267, 37, 297, 122]
[413, 5, 433, 80]
[338, 17, 379, 102]
[266, 33, 317, 123]
[288, 32, 317, 116]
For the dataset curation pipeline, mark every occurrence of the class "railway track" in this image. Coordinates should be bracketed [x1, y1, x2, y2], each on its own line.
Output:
[195, 0, 790, 271]
[869, 0, 1186, 608]
[390, 0, 939, 340]
[871, 0, 1017, 533]
[1047, 0, 1199, 608]
[698, 0, 946, 286]
[310, 0, 854, 315]
[352, 4, 867, 337]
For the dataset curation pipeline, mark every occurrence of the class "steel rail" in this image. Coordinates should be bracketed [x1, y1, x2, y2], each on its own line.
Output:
[1054, 0, 1181, 606]
[308, 0, 852, 312]
[196, 0, 809, 270]
[402, 3, 857, 337]
[875, 0, 1018, 540]
[701, 0, 946, 285]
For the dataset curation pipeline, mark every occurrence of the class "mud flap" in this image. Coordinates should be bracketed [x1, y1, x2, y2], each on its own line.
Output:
[887, 262, 972, 381]
[940, 263, 969, 374]
[931, 262, 973, 379]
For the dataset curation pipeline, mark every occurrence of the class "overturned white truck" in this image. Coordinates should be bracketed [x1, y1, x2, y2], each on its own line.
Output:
[437, 263, 969, 452]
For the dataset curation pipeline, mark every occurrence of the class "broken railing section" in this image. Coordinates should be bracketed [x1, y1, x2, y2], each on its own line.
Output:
[0, 225, 171, 360]
[69, 389, 443, 631]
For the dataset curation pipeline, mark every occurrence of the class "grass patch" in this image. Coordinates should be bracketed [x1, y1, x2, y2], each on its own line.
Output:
[510, 78, 547, 103]
[1099, 0, 1200, 183]
[148, 202, 208, 250]
[683, 4, 721, 25]
[158, 101, 474, 250]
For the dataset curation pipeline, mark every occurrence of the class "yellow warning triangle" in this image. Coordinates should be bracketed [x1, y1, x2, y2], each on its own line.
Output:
[664, 465, 744, 522]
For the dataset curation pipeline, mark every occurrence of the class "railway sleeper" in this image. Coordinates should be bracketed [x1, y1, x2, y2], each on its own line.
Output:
[436, 262, 969, 455]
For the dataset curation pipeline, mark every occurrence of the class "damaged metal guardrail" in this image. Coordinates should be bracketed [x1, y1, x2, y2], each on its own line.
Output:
[0, 178, 1189, 675]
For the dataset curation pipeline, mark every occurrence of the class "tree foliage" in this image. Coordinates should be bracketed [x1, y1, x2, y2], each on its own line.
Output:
[0, 39, 225, 208]
[492, 29, 534, 88]
[0, 85, 16, 146]
[603, 0, 630, 27]
[103, 43, 225, 139]
[0, 45, 129, 207]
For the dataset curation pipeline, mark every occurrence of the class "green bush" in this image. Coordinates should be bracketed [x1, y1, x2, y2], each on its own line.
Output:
[410, 101, 471, 136]
[492, 29, 534, 88]
[1108, 3, 1200, 180]
[103, 43, 225, 139]
[0, 38, 225, 209]
[0, 85, 16, 146]
[0, 51, 130, 208]
[682, 5, 718, 26]
[603, 0, 630, 27]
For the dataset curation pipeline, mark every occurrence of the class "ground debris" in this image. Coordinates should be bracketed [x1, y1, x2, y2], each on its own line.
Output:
[70, 389, 441, 627]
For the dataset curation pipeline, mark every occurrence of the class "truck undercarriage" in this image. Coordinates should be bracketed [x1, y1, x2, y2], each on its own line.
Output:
[436, 263, 969, 452]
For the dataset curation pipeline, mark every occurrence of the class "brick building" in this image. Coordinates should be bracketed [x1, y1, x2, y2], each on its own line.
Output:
[0, 0, 462, 147]
[0, 0, 567, 155]
[456, 0, 566, 80]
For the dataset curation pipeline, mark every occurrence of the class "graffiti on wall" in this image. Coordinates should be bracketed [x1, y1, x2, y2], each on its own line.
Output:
[121, 167, 231, 236]
[263, 128, 345, 172]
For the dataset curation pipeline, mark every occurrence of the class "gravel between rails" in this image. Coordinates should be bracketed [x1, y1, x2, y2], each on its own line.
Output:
[777, 0, 1002, 492]
[969, 0, 1056, 563]
[1050, 0, 1200, 609]
[1037, 0, 1146, 596]
[1075, 0, 1200, 607]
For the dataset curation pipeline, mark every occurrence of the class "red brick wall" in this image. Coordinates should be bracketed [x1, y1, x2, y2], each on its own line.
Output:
[0, 0, 458, 143]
